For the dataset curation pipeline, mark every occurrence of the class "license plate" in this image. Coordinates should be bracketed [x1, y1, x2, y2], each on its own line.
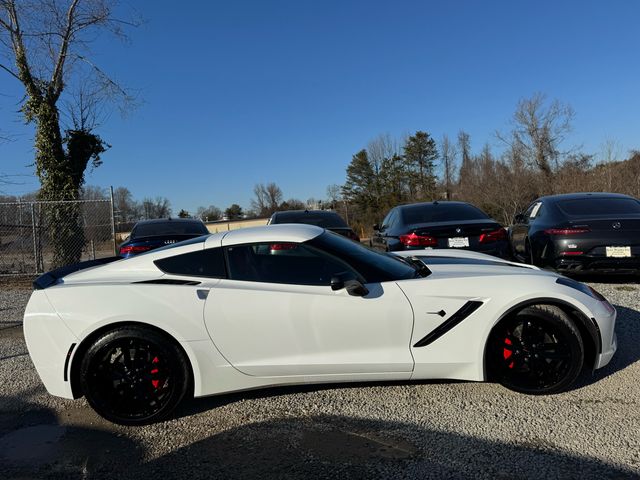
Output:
[606, 246, 631, 258]
[448, 237, 469, 248]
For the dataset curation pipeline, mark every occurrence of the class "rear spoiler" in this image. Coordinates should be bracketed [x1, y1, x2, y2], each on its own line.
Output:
[33, 256, 122, 290]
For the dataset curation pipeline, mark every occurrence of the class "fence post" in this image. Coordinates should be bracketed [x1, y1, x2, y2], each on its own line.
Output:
[31, 203, 38, 275]
[110, 186, 117, 255]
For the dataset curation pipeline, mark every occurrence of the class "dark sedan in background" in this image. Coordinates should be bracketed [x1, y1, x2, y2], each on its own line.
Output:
[371, 201, 509, 257]
[268, 210, 360, 241]
[510, 192, 640, 273]
[119, 218, 209, 257]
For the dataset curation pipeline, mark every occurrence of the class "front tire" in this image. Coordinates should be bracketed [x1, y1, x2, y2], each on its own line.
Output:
[487, 305, 584, 394]
[79, 326, 191, 425]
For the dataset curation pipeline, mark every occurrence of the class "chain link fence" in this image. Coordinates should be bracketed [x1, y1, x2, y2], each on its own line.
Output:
[0, 199, 116, 275]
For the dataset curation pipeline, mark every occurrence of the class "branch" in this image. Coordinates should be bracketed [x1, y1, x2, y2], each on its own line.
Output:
[49, 0, 80, 100]
[71, 53, 130, 98]
[0, 61, 20, 81]
[5, 0, 41, 98]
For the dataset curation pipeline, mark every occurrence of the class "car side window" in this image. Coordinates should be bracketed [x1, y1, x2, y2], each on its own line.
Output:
[382, 210, 397, 230]
[527, 202, 543, 222]
[154, 248, 226, 278]
[225, 242, 360, 286]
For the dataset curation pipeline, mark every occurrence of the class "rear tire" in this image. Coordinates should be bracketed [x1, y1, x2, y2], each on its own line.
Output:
[487, 305, 584, 394]
[80, 326, 191, 425]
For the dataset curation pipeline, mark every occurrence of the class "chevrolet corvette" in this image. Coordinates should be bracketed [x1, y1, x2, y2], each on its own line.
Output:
[24, 224, 617, 425]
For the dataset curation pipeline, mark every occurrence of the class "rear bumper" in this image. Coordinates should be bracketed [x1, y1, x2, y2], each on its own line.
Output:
[399, 243, 510, 259]
[23, 291, 77, 398]
[555, 256, 640, 274]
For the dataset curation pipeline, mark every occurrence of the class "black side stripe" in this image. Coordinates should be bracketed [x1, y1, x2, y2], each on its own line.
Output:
[134, 279, 201, 286]
[413, 301, 483, 348]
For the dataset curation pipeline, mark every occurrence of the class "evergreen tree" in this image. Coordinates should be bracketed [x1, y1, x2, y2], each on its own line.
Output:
[403, 131, 439, 200]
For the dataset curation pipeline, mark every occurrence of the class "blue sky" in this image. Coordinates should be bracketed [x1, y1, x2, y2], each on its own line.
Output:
[1, 0, 639, 214]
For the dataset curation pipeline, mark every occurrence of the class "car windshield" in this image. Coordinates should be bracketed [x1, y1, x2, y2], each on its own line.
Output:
[306, 231, 418, 282]
[557, 198, 640, 216]
[401, 203, 489, 224]
[132, 221, 209, 238]
[272, 211, 348, 228]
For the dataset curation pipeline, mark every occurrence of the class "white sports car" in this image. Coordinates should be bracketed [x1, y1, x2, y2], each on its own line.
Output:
[24, 224, 617, 425]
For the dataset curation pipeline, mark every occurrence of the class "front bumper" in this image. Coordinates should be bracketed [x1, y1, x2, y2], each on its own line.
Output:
[596, 331, 617, 369]
[591, 299, 617, 370]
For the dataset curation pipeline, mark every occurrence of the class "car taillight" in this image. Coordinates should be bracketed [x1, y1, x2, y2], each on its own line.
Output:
[479, 228, 507, 243]
[120, 245, 153, 255]
[399, 232, 437, 247]
[544, 227, 590, 235]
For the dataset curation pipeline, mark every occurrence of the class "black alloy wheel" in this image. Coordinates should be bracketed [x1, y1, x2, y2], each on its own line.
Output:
[487, 305, 584, 394]
[80, 326, 190, 425]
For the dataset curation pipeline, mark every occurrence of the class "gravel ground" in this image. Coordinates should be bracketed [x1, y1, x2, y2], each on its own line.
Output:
[1, 280, 639, 479]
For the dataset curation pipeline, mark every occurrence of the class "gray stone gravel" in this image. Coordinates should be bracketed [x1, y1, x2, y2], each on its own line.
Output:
[1, 280, 639, 479]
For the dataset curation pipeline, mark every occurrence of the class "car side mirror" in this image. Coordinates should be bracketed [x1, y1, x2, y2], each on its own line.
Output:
[513, 214, 524, 224]
[373, 224, 380, 231]
[330, 272, 369, 297]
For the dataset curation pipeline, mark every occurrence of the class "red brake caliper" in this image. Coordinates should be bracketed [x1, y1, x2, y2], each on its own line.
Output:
[151, 356, 160, 389]
[503, 338, 515, 368]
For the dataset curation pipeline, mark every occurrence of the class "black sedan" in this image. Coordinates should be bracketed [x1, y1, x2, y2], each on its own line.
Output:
[510, 192, 640, 273]
[119, 218, 210, 257]
[268, 209, 360, 242]
[371, 201, 509, 257]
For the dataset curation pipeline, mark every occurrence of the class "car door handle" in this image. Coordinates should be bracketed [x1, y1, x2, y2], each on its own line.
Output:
[196, 289, 209, 300]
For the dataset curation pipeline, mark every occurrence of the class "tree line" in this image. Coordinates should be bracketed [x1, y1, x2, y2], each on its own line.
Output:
[338, 93, 640, 235]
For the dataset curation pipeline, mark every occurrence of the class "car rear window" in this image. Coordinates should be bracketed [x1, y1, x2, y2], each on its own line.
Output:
[155, 248, 226, 278]
[401, 203, 489, 225]
[557, 198, 640, 216]
[132, 221, 209, 238]
[271, 211, 348, 228]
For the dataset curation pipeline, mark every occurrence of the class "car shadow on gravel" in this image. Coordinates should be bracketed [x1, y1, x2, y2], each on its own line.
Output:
[1, 397, 638, 480]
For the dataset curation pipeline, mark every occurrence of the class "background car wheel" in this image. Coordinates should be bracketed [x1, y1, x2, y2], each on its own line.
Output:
[525, 239, 537, 266]
[80, 326, 191, 425]
[487, 305, 584, 395]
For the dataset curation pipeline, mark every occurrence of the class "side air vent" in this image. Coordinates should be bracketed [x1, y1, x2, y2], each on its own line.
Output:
[413, 301, 484, 348]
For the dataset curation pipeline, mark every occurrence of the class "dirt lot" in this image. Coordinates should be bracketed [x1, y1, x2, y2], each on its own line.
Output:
[1, 278, 639, 479]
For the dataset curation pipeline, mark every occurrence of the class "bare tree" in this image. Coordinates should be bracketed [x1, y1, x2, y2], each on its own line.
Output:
[251, 182, 283, 216]
[498, 93, 574, 193]
[196, 205, 222, 222]
[597, 137, 623, 191]
[112, 186, 140, 223]
[80, 184, 107, 200]
[457, 130, 473, 194]
[440, 134, 457, 200]
[0, 0, 138, 266]
[142, 197, 171, 220]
